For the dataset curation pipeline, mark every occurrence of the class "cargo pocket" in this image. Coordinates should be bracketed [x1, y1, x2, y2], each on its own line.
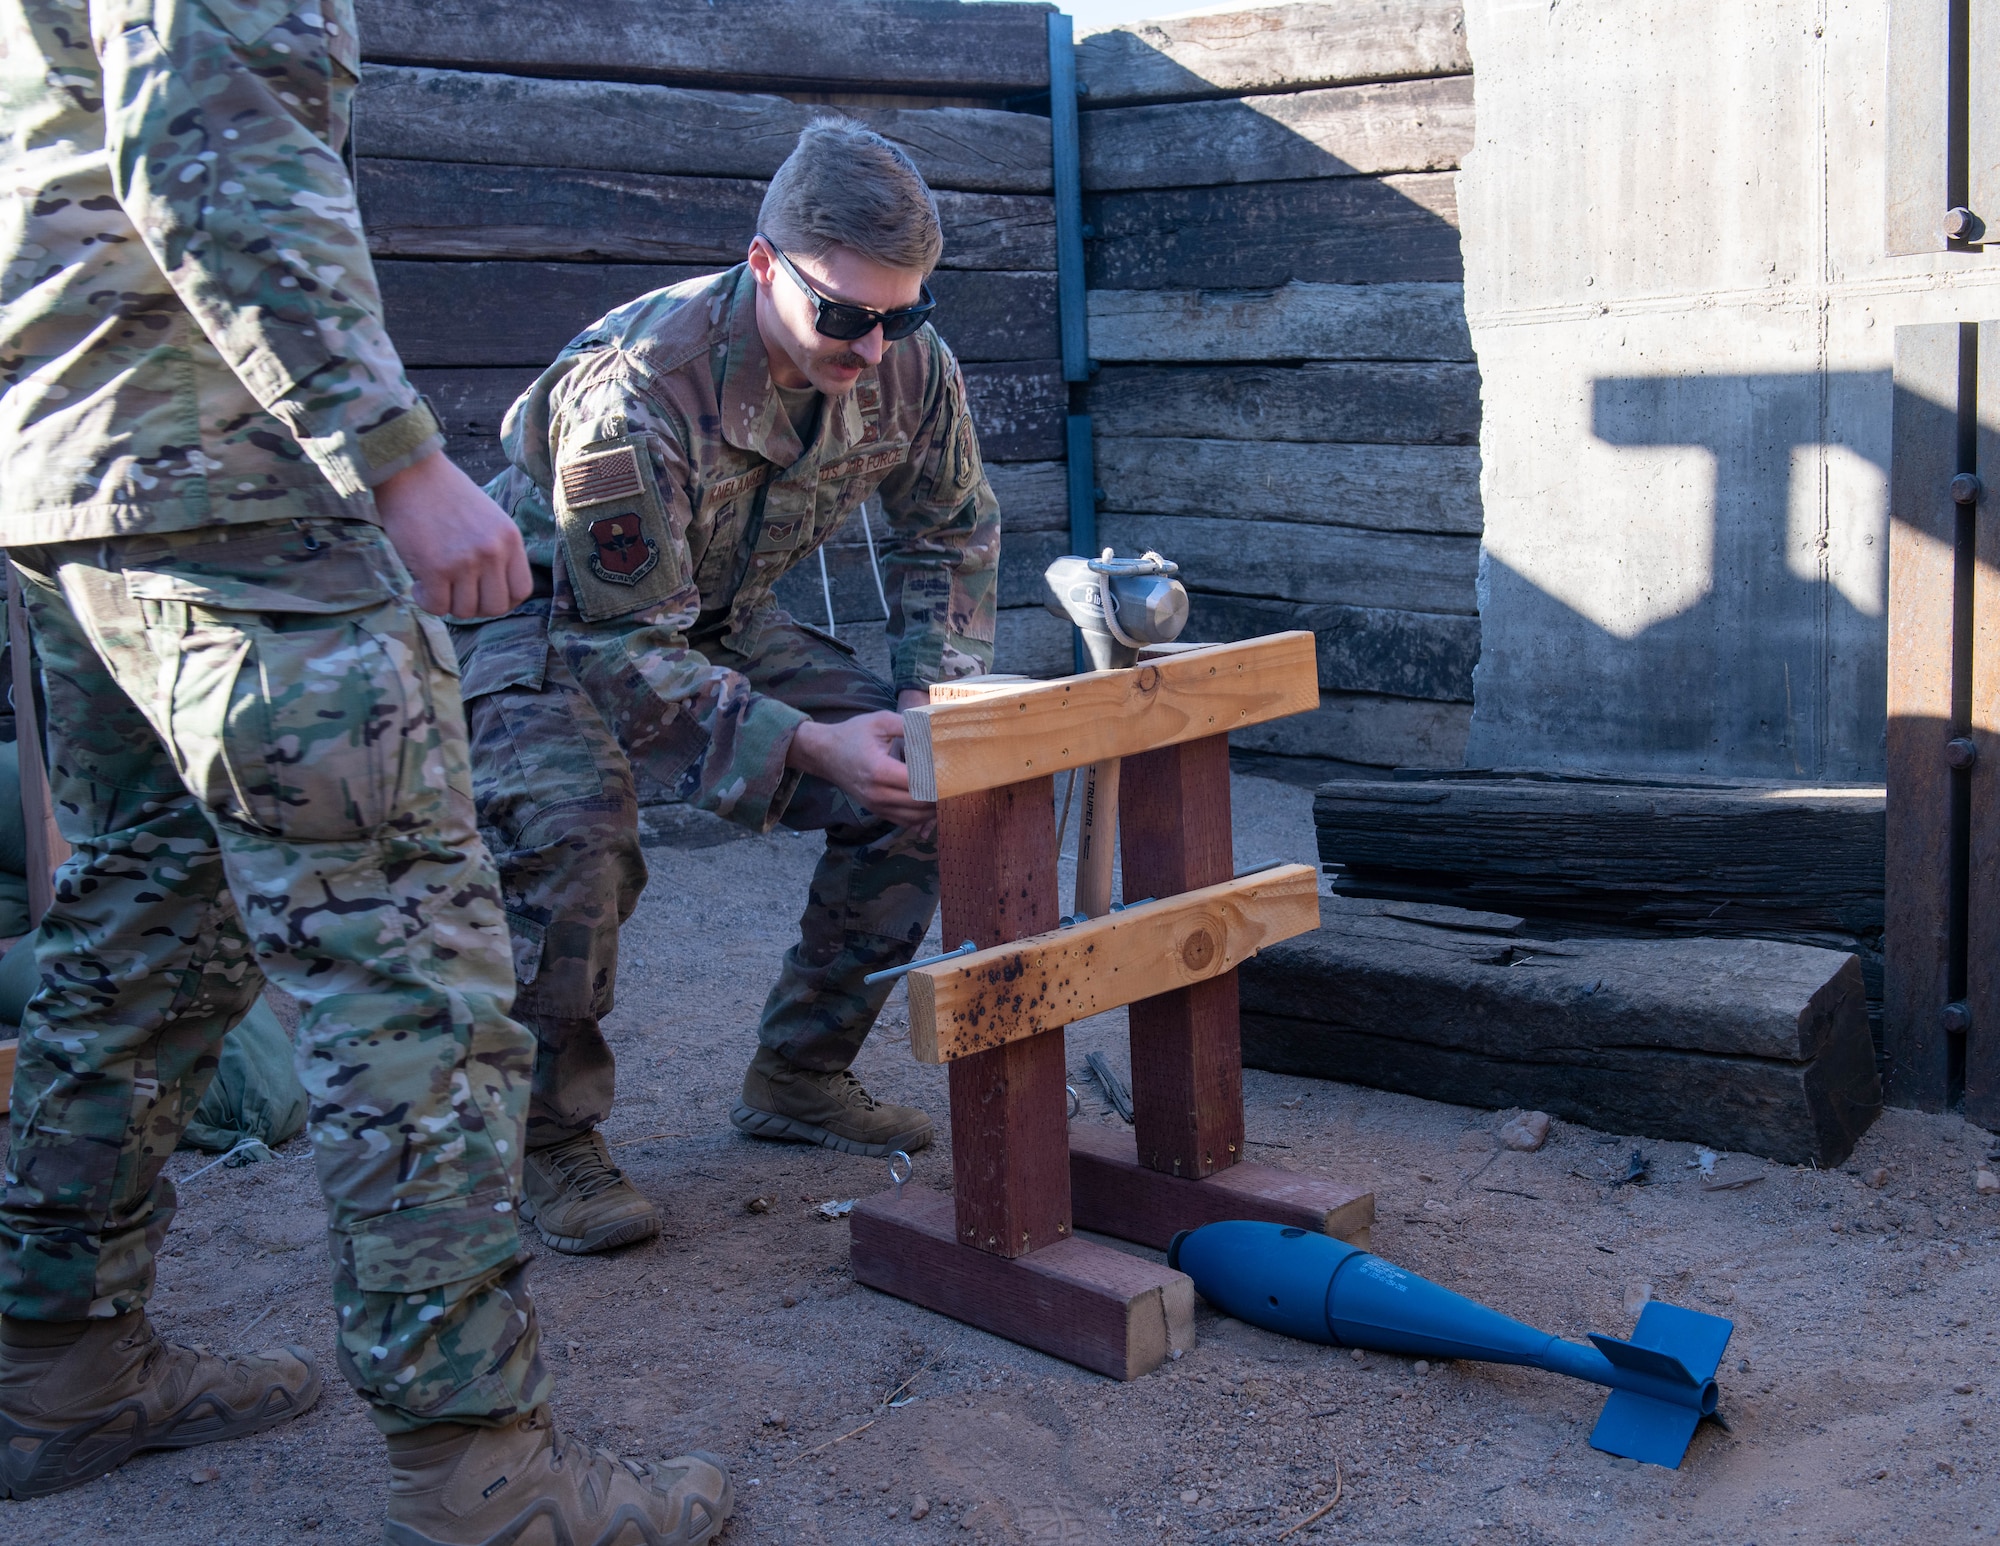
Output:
[128, 537, 435, 841]
[343, 1189, 524, 1293]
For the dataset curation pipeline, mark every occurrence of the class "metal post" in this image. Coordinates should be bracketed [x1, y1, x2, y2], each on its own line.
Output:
[1048, 12, 1096, 674]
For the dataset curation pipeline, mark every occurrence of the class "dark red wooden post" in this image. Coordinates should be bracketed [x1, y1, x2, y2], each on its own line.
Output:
[1117, 733, 1244, 1179]
[938, 777, 1071, 1256]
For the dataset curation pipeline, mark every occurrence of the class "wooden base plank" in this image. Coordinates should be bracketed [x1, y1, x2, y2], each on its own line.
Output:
[850, 1188, 1194, 1381]
[1068, 1122, 1373, 1251]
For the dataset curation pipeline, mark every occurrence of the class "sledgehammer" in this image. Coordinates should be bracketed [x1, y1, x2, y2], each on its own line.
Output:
[1042, 550, 1189, 917]
[1169, 1221, 1734, 1468]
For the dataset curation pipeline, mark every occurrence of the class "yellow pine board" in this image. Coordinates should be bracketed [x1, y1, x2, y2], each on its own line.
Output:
[903, 631, 1319, 801]
[906, 863, 1320, 1063]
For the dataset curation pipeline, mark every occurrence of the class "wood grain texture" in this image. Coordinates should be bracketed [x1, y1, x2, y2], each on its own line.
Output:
[1086, 282, 1472, 364]
[1097, 515, 1479, 613]
[994, 605, 1074, 679]
[353, 0, 1053, 96]
[1316, 778, 1887, 937]
[1084, 173, 1460, 291]
[1120, 733, 1244, 1179]
[1884, 323, 1962, 1108]
[905, 864, 1319, 1062]
[1080, 76, 1473, 192]
[1067, 1121, 1373, 1250]
[958, 361, 1063, 462]
[1097, 438, 1482, 535]
[1089, 363, 1480, 446]
[1967, 321, 2000, 1128]
[984, 462, 1068, 532]
[412, 359, 1063, 484]
[360, 159, 1054, 271]
[380, 261, 1057, 367]
[1076, 1, 1470, 106]
[357, 65, 1053, 193]
[902, 633, 1320, 801]
[1183, 592, 1477, 703]
[938, 778, 1070, 1259]
[1231, 691, 1471, 767]
[1239, 901, 1882, 1166]
[848, 1188, 1195, 1381]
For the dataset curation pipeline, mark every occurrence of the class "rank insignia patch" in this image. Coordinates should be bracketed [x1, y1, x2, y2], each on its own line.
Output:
[587, 513, 659, 585]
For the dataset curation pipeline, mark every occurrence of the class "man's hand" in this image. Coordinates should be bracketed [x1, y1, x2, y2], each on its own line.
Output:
[787, 709, 934, 827]
[374, 449, 533, 618]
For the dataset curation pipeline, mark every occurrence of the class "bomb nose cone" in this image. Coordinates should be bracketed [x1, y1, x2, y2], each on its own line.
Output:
[1167, 1229, 1191, 1271]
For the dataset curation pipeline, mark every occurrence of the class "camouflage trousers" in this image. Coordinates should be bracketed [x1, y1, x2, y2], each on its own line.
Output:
[459, 611, 938, 1148]
[0, 519, 551, 1435]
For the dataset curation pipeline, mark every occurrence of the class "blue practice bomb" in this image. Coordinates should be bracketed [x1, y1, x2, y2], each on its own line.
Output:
[1167, 1221, 1734, 1468]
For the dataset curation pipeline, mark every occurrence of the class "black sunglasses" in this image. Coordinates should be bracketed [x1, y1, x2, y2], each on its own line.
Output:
[760, 236, 937, 342]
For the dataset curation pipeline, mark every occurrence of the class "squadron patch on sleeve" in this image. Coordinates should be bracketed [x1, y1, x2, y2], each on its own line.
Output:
[553, 436, 686, 621]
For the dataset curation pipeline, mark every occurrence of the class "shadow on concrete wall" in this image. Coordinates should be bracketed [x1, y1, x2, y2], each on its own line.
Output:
[1471, 369, 1892, 781]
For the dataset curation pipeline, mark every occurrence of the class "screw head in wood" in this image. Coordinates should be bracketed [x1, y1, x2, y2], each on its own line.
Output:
[1951, 472, 1984, 506]
[1943, 1000, 1973, 1034]
[1947, 736, 1979, 769]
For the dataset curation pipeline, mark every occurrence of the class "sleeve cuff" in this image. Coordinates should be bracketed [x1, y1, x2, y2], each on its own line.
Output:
[726, 696, 812, 833]
[286, 398, 446, 496]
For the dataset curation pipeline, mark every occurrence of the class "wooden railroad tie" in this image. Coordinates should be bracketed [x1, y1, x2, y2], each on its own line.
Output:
[850, 631, 1374, 1379]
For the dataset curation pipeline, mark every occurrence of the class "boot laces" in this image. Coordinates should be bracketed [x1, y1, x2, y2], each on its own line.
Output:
[539, 1136, 629, 1201]
[816, 1069, 879, 1111]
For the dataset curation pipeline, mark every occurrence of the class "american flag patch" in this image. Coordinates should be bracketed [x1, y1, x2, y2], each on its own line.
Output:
[559, 446, 645, 509]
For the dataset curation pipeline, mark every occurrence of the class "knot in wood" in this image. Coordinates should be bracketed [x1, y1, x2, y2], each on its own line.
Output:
[1135, 665, 1160, 695]
[1180, 926, 1217, 973]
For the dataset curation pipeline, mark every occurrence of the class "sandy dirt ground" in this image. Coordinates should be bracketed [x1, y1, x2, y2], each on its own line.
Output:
[4, 772, 1997, 1545]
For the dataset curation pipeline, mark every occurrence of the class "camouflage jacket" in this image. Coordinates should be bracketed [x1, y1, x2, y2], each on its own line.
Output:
[0, 0, 439, 544]
[469, 264, 999, 817]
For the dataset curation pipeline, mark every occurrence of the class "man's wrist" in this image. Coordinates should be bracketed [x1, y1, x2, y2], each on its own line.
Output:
[785, 718, 830, 776]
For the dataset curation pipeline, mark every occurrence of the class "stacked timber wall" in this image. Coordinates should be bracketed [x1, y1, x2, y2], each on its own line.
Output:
[350, 1, 1485, 764]
[1077, 2, 1479, 769]
[351, 0, 1074, 675]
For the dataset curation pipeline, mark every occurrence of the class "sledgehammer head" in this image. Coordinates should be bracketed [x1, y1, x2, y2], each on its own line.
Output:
[1169, 1221, 1732, 1469]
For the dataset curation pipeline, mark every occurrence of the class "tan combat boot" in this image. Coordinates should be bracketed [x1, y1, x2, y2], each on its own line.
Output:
[732, 1047, 934, 1156]
[384, 1406, 731, 1546]
[520, 1130, 661, 1255]
[0, 1310, 320, 1498]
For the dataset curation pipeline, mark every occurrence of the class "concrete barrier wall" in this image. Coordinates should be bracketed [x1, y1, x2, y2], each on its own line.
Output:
[1460, 0, 2000, 780]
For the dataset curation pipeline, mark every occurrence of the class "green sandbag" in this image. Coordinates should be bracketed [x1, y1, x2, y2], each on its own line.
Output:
[181, 998, 310, 1156]
[0, 934, 306, 1156]
[0, 929, 38, 1025]
[0, 739, 26, 878]
[0, 872, 28, 943]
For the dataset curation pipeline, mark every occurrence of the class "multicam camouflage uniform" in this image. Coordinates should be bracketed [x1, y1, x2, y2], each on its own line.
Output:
[457, 265, 998, 1143]
[0, 0, 547, 1433]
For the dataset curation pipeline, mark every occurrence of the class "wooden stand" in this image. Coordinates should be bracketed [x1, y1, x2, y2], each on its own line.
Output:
[849, 635, 1375, 1378]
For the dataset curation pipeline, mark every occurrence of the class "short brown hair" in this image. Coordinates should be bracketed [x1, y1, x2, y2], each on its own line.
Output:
[758, 118, 944, 274]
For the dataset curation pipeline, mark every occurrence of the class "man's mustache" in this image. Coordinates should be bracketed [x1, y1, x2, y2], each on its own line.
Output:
[815, 351, 867, 372]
